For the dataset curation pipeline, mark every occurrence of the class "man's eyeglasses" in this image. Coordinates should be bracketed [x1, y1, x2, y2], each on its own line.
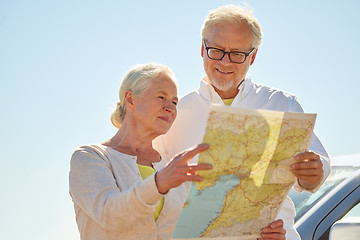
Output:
[203, 40, 255, 64]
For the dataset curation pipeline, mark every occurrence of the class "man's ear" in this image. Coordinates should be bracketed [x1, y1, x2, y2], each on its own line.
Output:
[201, 41, 205, 58]
[250, 49, 258, 66]
[124, 90, 134, 110]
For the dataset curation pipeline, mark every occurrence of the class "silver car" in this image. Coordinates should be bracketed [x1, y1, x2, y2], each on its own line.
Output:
[289, 154, 360, 239]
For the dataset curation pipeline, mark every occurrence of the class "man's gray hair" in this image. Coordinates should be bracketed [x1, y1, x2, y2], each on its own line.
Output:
[201, 4, 263, 48]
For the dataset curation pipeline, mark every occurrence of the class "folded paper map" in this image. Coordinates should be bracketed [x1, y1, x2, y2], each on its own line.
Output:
[172, 104, 316, 240]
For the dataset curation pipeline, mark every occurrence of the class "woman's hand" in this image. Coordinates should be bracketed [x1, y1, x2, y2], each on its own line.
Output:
[258, 219, 286, 240]
[155, 144, 213, 194]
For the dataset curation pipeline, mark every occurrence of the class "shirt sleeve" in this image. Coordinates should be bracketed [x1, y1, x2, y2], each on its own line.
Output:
[69, 146, 165, 231]
[290, 97, 331, 193]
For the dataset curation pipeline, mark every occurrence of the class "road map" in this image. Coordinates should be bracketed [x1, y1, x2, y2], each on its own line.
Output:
[172, 105, 316, 240]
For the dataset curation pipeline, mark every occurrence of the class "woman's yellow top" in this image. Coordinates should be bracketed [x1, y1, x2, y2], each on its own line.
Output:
[222, 98, 234, 106]
[137, 164, 164, 221]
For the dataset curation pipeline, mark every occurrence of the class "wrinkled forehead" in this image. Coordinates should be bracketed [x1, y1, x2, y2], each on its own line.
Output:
[204, 21, 255, 50]
[146, 74, 178, 94]
[204, 19, 251, 37]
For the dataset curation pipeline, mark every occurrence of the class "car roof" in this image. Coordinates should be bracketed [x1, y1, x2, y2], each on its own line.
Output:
[329, 153, 360, 167]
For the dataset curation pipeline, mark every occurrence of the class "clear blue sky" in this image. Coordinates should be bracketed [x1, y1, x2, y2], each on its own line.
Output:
[1, 0, 359, 239]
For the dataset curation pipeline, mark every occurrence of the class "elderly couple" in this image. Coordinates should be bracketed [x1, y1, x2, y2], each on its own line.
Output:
[69, 4, 330, 240]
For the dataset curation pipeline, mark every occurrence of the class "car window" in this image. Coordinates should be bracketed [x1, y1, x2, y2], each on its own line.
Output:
[343, 202, 360, 218]
[289, 166, 360, 222]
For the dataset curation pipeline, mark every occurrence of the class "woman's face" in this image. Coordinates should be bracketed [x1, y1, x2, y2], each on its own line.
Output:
[131, 74, 178, 136]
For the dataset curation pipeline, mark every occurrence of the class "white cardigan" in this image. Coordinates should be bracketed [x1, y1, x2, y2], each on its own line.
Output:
[69, 144, 188, 240]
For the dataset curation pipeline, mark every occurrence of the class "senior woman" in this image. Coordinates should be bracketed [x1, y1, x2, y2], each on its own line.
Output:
[69, 63, 286, 240]
[69, 63, 212, 240]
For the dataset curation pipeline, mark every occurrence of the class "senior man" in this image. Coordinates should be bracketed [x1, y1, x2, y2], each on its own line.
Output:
[154, 4, 330, 240]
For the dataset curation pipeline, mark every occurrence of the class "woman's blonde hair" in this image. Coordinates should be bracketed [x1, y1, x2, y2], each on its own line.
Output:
[201, 4, 263, 48]
[110, 63, 176, 128]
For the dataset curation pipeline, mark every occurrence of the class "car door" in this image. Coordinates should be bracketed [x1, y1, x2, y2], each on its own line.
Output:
[313, 178, 360, 239]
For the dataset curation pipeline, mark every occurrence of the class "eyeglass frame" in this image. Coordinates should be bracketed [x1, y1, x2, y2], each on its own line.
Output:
[203, 40, 255, 64]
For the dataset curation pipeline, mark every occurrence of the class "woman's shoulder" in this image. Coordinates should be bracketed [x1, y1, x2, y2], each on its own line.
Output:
[71, 144, 111, 163]
[73, 144, 107, 155]
[71, 144, 136, 165]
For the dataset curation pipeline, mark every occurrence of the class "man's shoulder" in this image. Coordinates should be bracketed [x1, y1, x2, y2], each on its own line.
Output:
[252, 82, 296, 100]
[178, 89, 203, 108]
[246, 81, 301, 112]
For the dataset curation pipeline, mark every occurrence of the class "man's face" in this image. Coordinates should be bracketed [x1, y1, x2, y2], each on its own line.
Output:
[202, 21, 257, 99]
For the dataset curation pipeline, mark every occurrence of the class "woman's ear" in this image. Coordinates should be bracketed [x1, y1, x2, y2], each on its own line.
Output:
[124, 90, 135, 110]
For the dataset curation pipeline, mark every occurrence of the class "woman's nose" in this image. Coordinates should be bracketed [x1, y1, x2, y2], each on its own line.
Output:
[164, 102, 176, 113]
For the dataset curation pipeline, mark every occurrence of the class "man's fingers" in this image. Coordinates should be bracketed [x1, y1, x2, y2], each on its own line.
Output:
[294, 174, 322, 182]
[291, 151, 324, 190]
[259, 219, 285, 239]
[259, 233, 286, 240]
[292, 168, 322, 175]
[294, 151, 320, 161]
[270, 219, 283, 228]
[261, 219, 285, 232]
[291, 161, 323, 171]
[291, 160, 322, 170]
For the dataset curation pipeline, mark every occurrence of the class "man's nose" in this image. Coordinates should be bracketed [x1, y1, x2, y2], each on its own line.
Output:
[219, 53, 232, 65]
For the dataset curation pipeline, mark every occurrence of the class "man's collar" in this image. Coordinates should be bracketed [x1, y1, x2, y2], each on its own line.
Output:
[199, 75, 253, 101]
[199, 77, 222, 103]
